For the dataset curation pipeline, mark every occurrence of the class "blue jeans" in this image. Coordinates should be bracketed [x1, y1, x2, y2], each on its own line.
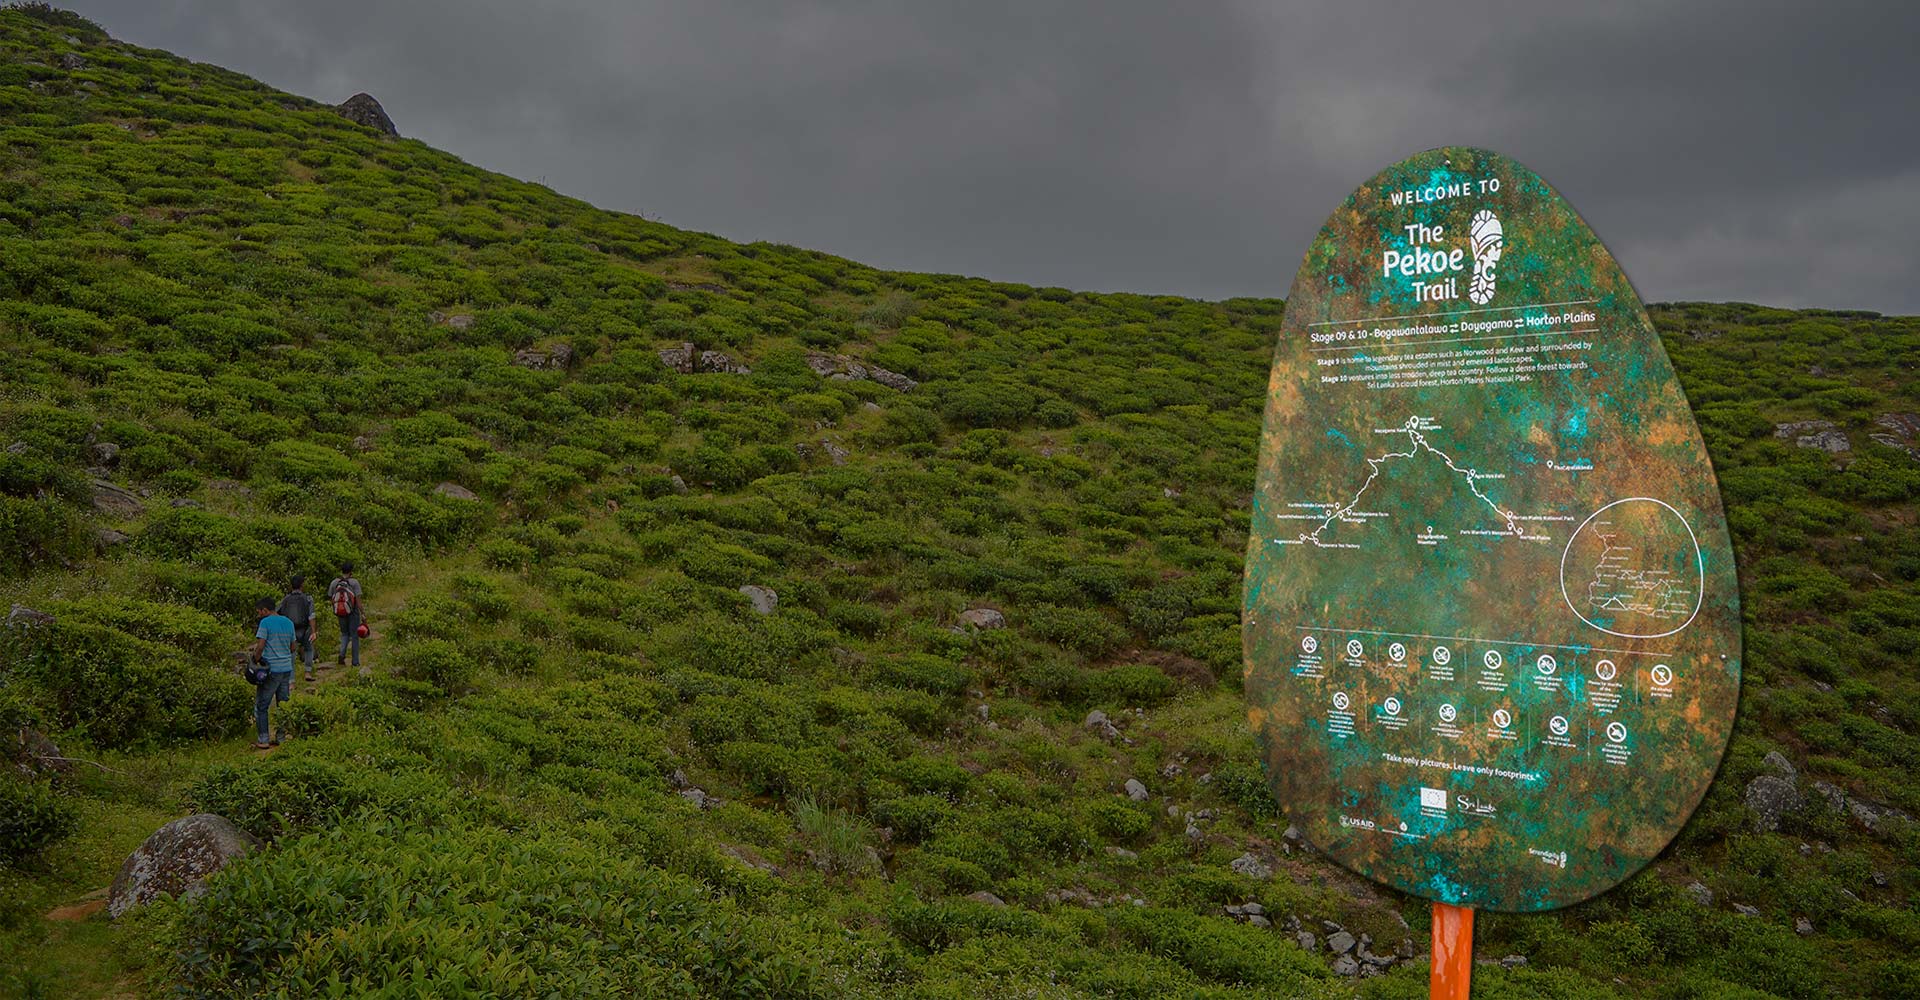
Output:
[254, 671, 291, 742]
[336, 613, 360, 666]
[294, 629, 315, 675]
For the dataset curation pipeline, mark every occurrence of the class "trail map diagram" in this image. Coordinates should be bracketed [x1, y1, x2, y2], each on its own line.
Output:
[1273, 416, 1553, 548]
[1559, 497, 1703, 638]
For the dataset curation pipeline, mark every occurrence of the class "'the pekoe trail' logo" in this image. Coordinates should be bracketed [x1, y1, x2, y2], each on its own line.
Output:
[1378, 208, 1506, 305]
[1467, 209, 1504, 305]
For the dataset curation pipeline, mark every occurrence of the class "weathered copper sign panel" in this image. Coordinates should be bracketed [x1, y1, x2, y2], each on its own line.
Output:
[1244, 147, 1741, 911]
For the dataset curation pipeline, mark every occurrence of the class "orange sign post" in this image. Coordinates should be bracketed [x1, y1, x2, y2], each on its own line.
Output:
[1429, 903, 1473, 999]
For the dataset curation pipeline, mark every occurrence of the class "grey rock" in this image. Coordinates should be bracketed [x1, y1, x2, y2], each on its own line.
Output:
[861, 401, 883, 413]
[334, 92, 398, 135]
[1773, 420, 1850, 452]
[1846, 796, 1912, 832]
[1238, 901, 1265, 917]
[667, 769, 692, 790]
[433, 481, 478, 501]
[1282, 824, 1304, 845]
[1162, 486, 1181, 499]
[1230, 853, 1273, 880]
[1159, 762, 1184, 778]
[1247, 914, 1271, 928]
[1326, 930, 1356, 955]
[109, 814, 260, 918]
[1871, 412, 1920, 455]
[1745, 774, 1802, 831]
[1322, 919, 1344, 934]
[511, 345, 575, 370]
[803, 351, 918, 392]
[1166, 804, 1183, 819]
[7, 604, 55, 629]
[692, 349, 749, 374]
[1104, 846, 1136, 861]
[96, 527, 129, 548]
[658, 342, 696, 374]
[1396, 938, 1417, 959]
[738, 585, 778, 615]
[1732, 903, 1760, 917]
[1811, 780, 1848, 813]
[966, 890, 1006, 907]
[1331, 955, 1359, 977]
[1500, 954, 1529, 968]
[1762, 750, 1797, 783]
[11, 728, 69, 779]
[1871, 870, 1889, 888]
[1297, 931, 1318, 952]
[170, 498, 200, 509]
[1184, 822, 1203, 844]
[90, 441, 119, 465]
[1795, 916, 1814, 935]
[1123, 778, 1149, 802]
[445, 314, 474, 331]
[669, 474, 687, 493]
[90, 479, 143, 517]
[679, 788, 709, 809]
[819, 438, 849, 465]
[57, 52, 86, 70]
[1685, 881, 1714, 907]
[4, 442, 28, 455]
[959, 608, 1007, 631]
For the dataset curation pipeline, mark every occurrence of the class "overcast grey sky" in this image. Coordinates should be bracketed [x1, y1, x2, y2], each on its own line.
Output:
[69, 1, 1920, 313]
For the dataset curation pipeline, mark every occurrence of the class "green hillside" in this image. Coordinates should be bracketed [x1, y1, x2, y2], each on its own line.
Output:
[3, 7, 1918, 998]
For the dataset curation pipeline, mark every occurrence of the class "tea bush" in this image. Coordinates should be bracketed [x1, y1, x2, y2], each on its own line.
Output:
[0, 775, 75, 865]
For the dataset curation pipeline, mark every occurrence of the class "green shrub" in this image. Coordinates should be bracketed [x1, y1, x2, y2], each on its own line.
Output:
[872, 794, 956, 843]
[1086, 663, 1176, 707]
[1022, 604, 1129, 657]
[3, 619, 249, 749]
[875, 654, 971, 697]
[1089, 797, 1152, 842]
[389, 638, 474, 694]
[0, 776, 77, 865]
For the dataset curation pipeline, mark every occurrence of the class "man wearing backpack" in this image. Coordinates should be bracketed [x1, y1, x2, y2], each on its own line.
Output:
[327, 563, 364, 668]
[248, 597, 296, 749]
[277, 574, 318, 683]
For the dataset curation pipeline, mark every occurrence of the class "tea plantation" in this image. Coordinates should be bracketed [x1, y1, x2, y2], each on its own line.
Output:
[2, 7, 1918, 998]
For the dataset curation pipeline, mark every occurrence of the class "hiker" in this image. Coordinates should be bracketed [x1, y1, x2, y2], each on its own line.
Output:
[248, 597, 295, 748]
[327, 563, 364, 668]
[277, 574, 318, 683]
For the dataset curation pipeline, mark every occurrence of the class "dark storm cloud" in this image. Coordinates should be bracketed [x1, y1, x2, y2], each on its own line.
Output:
[68, 1, 1920, 312]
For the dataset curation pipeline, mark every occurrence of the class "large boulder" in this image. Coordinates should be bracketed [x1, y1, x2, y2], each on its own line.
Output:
[334, 92, 398, 135]
[1745, 774, 1802, 831]
[90, 479, 144, 517]
[1773, 420, 1849, 453]
[739, 585, 778, 615]
[804, 352, 918, 391]
[109, 814, 260, 918]
[1871, 412, 1920, 456]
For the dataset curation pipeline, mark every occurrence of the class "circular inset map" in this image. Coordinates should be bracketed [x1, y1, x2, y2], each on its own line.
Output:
[1560, 497, 1703, 639]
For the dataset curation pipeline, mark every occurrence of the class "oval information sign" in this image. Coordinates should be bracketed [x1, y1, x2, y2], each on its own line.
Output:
[1243, 147, 1741, 912]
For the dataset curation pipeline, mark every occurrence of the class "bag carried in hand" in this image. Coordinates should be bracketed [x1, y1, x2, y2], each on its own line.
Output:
[243, 658, 271, 685]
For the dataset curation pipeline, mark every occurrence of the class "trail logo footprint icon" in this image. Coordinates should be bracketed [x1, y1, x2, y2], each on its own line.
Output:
[1468, 209, 1504, 305]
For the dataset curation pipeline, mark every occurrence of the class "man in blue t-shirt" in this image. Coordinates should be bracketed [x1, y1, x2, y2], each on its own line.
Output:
[249, 597, 296, 749]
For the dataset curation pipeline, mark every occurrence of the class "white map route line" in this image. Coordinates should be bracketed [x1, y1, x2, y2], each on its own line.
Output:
[1287, 417, 1519, 547]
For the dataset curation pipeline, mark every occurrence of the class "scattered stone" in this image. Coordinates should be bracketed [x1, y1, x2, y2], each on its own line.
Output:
[698, 349, 750, 374]
[1123, 778, 1149, 802]
[658, 342, 696, 373]
[90, 441, 119, 465]
[1845, 796, 1912, 832]
[1396, 938, 1417, 959]
[445, 314, 474, 331]
[109, 814, 260, 918]
[511, 344, 576, 370]
[7, 604, 55, 629]
[819, 439, 849, 465]
[667, 769, 692, 790]
[803, 352, 918, 392]
[433, 481, 478, 501]
[1500, 954, 1529, 968]
[1230, 853, 1273, 880]
[669, 474, 688, 494]
[1331, 955, 1359, 976]
[1297, 931, 1318, 952]
[1282, 824, 1304, 847]
[1763, 750, 1797, 783]
[1247, 914, 1271, 928]
[1774, 420, 1849, 453]
[1166, 804, 1183, 819]
[861, 401, 883, 413]
[1685, 881, 1714, 907]
[1870, 412, 1920, 456]
[1811, 780, 1848, 813]
[56, 52, 86, 70]
[966, 890, 1007, 907]
[169, 497, 200, 509]
[1159, 761, 1184, 779]
[1732, 903, 1760, 917]
[334, 92, 398, 135]
[1871, 870, 1890, 888]
[678, 788, 710, 809]
[90, 479, 143, 517]
[1795, 916, 1814, 935]
[95, 527, 128, 548]
[739, 585, 778, 615]
[1162, 486, 1182, 499]
[1326, 930, 1357, 955]
[975, 703, 990, 723]
[11, 728, 69, 779]
[4, 441, 28, 455]
[959, 608, 1008, 631]
[1104, 846, 1137, 861]
[1744, 774, 1802, 831]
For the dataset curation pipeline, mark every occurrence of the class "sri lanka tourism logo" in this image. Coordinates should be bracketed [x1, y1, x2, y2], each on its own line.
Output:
[1378, 209, 1505, 305]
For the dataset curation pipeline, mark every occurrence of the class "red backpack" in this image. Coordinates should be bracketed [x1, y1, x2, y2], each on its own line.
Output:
[332, 582, 358, 617]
